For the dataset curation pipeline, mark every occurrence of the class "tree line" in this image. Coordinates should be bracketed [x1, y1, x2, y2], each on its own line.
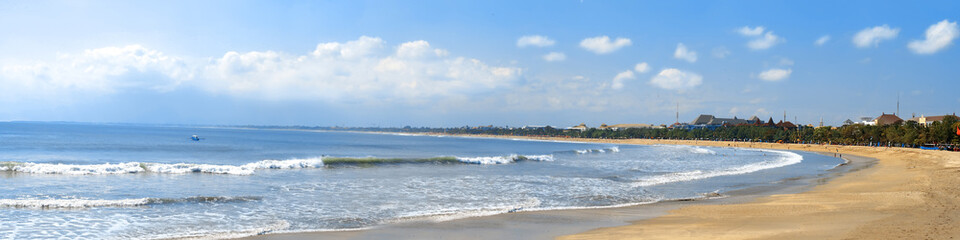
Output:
[265, 116, 960, 149]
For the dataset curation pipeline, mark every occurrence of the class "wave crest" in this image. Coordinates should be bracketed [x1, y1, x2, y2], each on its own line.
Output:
[0, 196, 261, 209]
[0, 153, 556, 175]
[574, 146, 620, 154]
[632, 149, 803, 187]
[455, 154, 554, 164]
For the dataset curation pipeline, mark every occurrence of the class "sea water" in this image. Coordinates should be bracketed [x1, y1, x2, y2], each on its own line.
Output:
[0, 122, 841, 239]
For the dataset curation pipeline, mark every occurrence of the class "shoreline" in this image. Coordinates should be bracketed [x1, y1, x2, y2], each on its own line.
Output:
[243, 133, 888, 240]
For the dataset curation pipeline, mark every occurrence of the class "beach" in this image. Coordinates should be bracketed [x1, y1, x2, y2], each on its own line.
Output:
[248, 134, 959, 239]
[560, 138, 960, 239]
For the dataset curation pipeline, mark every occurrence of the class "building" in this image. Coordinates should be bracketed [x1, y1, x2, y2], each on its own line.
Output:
[689, 114, 760, 126]
[566, 123, 588, 132]
[671, 114, 764, 130]
[906, 114, 958, 127]
[872, 113, 903, 126]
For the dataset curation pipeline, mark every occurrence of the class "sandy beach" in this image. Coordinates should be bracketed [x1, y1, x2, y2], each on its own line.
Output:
[557, 138, 960, 239]
[246, 133, 960, 239]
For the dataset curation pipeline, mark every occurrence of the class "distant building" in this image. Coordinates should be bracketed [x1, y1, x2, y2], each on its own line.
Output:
[842, 119, 855, 126]
[521, 125, 551, 130]
[775, 120, 798, 129]
[567, 123, 588, 132]
[906, 114, 958, 127]
[872, 113, 903, 126]
[672, 114, 764, 130]
[690, 114, 760, 126]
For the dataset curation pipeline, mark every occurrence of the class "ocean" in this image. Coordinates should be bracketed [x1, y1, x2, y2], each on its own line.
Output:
[0, 122, 842, 239]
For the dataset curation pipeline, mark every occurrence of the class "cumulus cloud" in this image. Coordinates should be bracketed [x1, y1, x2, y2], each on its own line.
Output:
[758, 68, 792, 81]
[738, 26, 765, 36]
[0, 44, 191, 101]
[907, 20, 959, 54]
[207, 37, 520, 102]
[738, 26, 784, 50]
[853, 25, 899, 48]
[673, 43, 697, 63]
[815, 35, 831, 46]
[748, 32, 783, 50]
[611, 70, 635, 90]
[312, 36, 384, 59]
[517, 35, 556, 48]
[1, 36, 522, 105]
[649, 68, 702, 90]
[542, 52, 566, 62]
[579, 36, 631, 54]
[396, 40, 448, 58]
[634, 62, 650, 73]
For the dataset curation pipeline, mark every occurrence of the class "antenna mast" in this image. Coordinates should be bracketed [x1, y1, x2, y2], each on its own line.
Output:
[676, 102, 679, 124]
[897, 92, 900, 116]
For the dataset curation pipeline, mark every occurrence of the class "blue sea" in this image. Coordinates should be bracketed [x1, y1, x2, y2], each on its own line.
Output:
[0, 122, 842, 239]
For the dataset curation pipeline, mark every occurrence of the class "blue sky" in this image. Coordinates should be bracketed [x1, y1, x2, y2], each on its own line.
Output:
[1, 0, 958, 127]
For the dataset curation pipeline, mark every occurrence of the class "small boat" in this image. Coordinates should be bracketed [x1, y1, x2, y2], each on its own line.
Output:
[191, 135, 202, 141]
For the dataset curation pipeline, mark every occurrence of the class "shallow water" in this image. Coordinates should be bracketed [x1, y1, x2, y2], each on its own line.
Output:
[0, 122, 841, 239]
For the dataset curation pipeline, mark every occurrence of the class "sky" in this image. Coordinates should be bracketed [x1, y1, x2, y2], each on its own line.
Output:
[1, 0, 959, 127]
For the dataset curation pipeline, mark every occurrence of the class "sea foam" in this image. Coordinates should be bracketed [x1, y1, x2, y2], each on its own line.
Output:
[0, 153, 551, 175]
[632, 149, 803, 187]
[0, 196, 261, 209]
[454, 154, 555, 164]
[574, 146, 620, 154]
[0, 158, 327, 176]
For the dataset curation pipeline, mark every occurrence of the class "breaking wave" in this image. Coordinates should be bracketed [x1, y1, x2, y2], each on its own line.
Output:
[454, 154, 554, 164]
[0, 158, 325, 175]
[0, 154, 554, 175]
[573, 146, 620, 154]
[632, 149, 803, 187]
[655, 144, 717, 155]
[0, 196, 261, 209]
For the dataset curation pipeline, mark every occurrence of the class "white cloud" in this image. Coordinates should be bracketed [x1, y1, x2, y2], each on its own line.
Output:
[396, 40, 447, 58]
[853, 25, 899, 48]
[1, 37, 522, 105]
[748, 32, 783, 50]
[580, 36, 632, 54]
[0, 44, 191, 101]
[815, 35, 831, 46]
[634, 62, 650, 73]
[673, 43, 697, 63]
[542, 52, 566, 62]
[517, 35, 556, 48]
[907, 20, 959, 54]
[738, 26, 765, 36]
[649, 68, 702, 90]
[712, 47, 731, 58]
[758, 68, 792, 81]
[611, 70, 635, 90]
[738, 26, 783, 50]
[207, 38, 521, 102]
[312, 36, 384, 59]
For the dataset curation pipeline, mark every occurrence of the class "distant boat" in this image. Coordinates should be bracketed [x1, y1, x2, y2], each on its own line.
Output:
[191, 135, 202, 141]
